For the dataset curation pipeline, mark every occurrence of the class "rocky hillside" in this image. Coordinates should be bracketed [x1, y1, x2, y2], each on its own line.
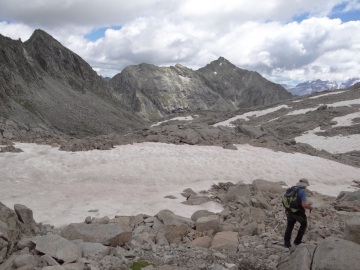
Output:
[110, 57, 292, 121]
[0, 30, 145, 138]
[1, 180, 359, 269]
[1, 30, 292, 137]
[197, 57, 290, 107]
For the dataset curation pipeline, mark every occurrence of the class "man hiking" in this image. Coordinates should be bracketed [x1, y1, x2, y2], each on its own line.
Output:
[283, 178, 314, 248]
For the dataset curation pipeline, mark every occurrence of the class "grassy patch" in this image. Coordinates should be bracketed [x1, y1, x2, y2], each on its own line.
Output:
[130, 261, 154, 270]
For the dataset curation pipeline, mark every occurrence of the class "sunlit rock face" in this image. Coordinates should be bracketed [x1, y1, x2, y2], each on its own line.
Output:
[110, 57, 291, 121]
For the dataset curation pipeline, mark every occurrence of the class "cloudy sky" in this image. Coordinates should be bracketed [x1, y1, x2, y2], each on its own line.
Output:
[0, 0, 359, 86]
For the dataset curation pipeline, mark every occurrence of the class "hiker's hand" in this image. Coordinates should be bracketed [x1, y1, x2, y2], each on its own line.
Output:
[309, 206, 314, 213]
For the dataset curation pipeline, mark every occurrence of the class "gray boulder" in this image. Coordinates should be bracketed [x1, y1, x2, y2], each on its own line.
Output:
[210, 231, 238, 251]
[0, 238, 8, 263]
[99, 255, 127, 270]
[191, 210, 216, 222]
[252, 195, 271, 210]
[335, 190, 360, 212]
[61, 223, 132, 247]
[13, 253, 37, 268]
[14, 204, 37, 235]
[156, 210, 194, 228]
[41, 254, 60, 267]
[0, 202, 37, 263]
[277, 244, 316, 270]
[0, 202, 36, 242]
[312, 237, 360, 270]
[337, 190, 360, 201]
[73, 240, 110, 258]
[188, 236, 213, 248]
[196, 215, 221, 233]
[182, 195, 210, 205]
[32, 234, 80, 263]
[235, 124, 266, 138]
[252, 179, 284, 194]
[164, 224, 187, 244]
[342, 216, 360, 244]
[219, 181, 251, 204]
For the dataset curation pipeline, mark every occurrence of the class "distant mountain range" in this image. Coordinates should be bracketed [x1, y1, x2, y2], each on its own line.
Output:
[285, 78, 360, 96]
[0, 29, 291, 137]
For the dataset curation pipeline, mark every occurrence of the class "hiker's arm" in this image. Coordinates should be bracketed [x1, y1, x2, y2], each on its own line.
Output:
[301, 201, 314, 212]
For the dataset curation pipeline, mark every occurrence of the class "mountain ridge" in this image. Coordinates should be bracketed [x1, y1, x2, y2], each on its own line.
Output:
[110, 56, 292, 121]
[286, 78, 360, 95]
[1, 29, 292, 137]
[0, 30, 146, 137]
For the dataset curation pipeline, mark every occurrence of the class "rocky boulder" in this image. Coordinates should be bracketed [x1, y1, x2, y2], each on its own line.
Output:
[14, 204, 37, 235]
[31, 234, 80, 264]
[191, 210, 216, 222]
[252, 179, 285, 194]
[312, 237, 360, 270]
[335, 190, 360, 212]
[210, 231, 238, 251]
[61, 223, 132, 247]
[195, 215, 221, 233]
[0, 202, 38, 263]
[277, 244, 316, 270]
[342, 216, 360, 244]
[156, 210, 194, 228]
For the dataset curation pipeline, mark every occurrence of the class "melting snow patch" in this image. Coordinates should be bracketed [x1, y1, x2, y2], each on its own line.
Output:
[286, 106, 322, 116]
[214, 105, 290, 127]
[295, 127, 360, 154]
[151, 116, 195, 127]
[332, 111, 360, 127]
[309, 91, 345, 99]
[327, 98, 360, 107]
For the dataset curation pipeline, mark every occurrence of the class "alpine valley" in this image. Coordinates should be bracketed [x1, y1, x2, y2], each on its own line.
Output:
[1, 30, 360, 270]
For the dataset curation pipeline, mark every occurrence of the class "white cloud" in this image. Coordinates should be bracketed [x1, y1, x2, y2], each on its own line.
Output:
[343, 0, 360, 12]
[0, 0, 359, 84]
[0, 21, 33, 41]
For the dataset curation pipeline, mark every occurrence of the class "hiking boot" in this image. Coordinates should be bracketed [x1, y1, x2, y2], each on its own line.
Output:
[284, 242, 292, 248]
[293, 241, 305, 246]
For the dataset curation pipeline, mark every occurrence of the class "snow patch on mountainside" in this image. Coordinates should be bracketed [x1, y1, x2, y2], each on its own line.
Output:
[214, 105, 290, 127]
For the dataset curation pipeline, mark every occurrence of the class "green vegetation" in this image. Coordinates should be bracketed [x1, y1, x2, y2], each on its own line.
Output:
[130, 261, 154, 270]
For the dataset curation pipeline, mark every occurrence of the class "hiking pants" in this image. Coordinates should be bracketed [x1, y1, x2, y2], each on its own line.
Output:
[284, 211, 307, 245]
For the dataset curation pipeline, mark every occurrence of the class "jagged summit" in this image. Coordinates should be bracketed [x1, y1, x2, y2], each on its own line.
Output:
[26, 29, 61, 44]
[199, 56, 237, 71]
[0, 29, 145, 137]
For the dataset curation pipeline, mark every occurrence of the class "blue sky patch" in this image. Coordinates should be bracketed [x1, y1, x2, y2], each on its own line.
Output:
[85, 25, 121, 41]
[330, 3, 360, 22]
[292, 13, 310, 23]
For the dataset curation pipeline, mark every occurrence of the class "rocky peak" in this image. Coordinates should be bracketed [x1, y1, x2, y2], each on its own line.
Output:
[0, 33, 39, 102]
[24, 29, 105, 91]
[26, 29, 63, 49]
[197, 57, 291, 107]
[200, 56, 238, 73]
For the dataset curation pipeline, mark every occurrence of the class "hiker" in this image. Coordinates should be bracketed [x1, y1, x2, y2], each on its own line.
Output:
[283, 178, 314, 248]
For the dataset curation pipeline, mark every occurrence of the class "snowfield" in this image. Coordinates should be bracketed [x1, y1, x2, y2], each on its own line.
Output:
[1, 142, 359, 227]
